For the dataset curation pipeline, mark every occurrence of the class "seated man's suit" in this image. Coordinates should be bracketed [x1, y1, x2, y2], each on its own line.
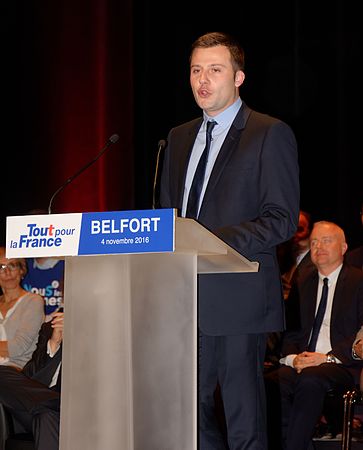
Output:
[265, 262, 363, 450]
[0, 321, 61, 450]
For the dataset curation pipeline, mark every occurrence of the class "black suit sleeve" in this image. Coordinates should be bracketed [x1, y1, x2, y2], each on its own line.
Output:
[22, 322, 54, 379]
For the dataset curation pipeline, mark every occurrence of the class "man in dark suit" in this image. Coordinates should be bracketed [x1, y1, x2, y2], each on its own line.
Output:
[265, 221, 363, 450]
[0, 311, 63, 450]
[159, 31, 300, 449]
[278, 210, 314, 299]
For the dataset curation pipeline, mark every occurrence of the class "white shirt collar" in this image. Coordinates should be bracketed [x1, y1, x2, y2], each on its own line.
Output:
[33, 258, 61, 270]
[318, 264, 343, 286]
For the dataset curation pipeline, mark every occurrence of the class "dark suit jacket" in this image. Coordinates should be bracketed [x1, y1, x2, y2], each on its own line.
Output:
[282, 263, 363, 381]
[345, 245, 363, 270]
[288, 251, 315, 291]
[22, 321, 62, 392]
[293, 251, 314, 277]
[160, 102, 300, 335]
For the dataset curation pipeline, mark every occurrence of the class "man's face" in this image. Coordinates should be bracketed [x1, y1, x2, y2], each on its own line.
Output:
[293, 213, 310, 244]
[310, 223, 347, 271]
[190, 45, 245, 117]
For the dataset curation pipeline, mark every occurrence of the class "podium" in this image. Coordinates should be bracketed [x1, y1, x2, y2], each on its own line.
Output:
[6, 210, 258, 450]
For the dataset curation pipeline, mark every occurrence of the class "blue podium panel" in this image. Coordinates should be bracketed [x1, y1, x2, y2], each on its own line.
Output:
[6, 208, 176, 258]
[78, 208, 175, 255]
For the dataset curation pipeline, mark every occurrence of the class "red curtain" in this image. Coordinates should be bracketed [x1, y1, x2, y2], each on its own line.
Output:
[33, 1, 134, 214]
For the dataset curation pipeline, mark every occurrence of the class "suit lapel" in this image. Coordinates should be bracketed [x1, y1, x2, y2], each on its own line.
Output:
[305, 273, 319, 327]
[176, 119, 203, 208]
[199, 104, 252, 213]
[330, 265, 347, 327]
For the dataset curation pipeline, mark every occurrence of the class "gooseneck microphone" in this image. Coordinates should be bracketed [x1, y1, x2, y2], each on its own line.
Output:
[152, 139, 167, 209]
[48, 133, 120, 214]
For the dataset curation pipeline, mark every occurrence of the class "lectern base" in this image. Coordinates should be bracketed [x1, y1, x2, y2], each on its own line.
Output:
[60, 253, 197, 450]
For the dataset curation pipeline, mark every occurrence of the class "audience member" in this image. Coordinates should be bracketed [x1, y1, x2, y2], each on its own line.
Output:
[345, 202, 363, 270]
[22, 209, 65, 321]
[0, 247, 44, 369]
[0, 310, 63, 450]
[277, 210, 314, 299]
[265, 221, 363, 450]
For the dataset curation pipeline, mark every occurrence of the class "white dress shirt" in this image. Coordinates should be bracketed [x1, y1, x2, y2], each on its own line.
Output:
[281, 264, 343, 367]
[182, 97, 242, 218]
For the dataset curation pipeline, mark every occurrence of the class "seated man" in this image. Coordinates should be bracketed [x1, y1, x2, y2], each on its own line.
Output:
[277, 210, 314, 300]
[0, 310, 63, 450]
[265, 221, 363, 450]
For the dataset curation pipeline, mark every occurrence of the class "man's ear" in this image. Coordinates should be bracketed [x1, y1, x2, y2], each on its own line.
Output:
[235, 70, 245, 88]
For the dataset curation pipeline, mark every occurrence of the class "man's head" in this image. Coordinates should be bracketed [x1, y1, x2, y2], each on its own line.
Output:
[309, 221, 348, 274]
[191, 32, 245, 72]
[189, 32, 245, 116]
[292, 210, 312, 252]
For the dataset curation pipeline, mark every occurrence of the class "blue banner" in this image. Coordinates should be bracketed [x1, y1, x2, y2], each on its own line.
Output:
[78, 208, 175, 255]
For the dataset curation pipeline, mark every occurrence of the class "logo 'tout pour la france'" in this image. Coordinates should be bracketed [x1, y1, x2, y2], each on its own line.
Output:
[10, 222, 76, 249]
[6, 209, 174, 258]
[6, 213, 82, 258]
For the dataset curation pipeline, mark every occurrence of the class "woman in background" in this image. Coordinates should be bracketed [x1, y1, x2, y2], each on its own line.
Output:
[0, 247, 44, 369]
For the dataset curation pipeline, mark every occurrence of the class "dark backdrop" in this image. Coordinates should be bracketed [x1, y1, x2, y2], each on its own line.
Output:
[1, 1, 362, 249]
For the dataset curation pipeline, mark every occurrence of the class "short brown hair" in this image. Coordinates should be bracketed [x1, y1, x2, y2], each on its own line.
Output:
[191, 32, 245, 72]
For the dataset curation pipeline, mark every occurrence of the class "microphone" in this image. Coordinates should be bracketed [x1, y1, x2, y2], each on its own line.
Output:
[48, 133, 120, 214]
[152, 139, 167, 209]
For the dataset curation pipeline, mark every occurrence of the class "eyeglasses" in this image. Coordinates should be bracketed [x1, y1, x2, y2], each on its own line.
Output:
[310, 237, 335, 248]
[0, 262, 21, 273]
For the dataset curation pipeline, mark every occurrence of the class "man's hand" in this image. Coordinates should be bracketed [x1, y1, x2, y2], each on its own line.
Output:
[49, 312, 64, 353]
[293, 351, 327, 373]
[353, 339, 363, 359]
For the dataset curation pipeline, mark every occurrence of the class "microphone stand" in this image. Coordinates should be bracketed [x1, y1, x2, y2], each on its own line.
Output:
[152, 139, 167, 209]
[48, 134, 119, 214]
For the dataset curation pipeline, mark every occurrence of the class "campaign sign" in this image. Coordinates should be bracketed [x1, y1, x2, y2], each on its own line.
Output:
[78, 208, 175, 255]
[6, 209, 176, 258]
[6, 213, 82, 258]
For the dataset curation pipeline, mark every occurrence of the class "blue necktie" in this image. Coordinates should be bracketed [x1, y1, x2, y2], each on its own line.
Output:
[307, 277, 329, 352]
[186, 120, 216, 219]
